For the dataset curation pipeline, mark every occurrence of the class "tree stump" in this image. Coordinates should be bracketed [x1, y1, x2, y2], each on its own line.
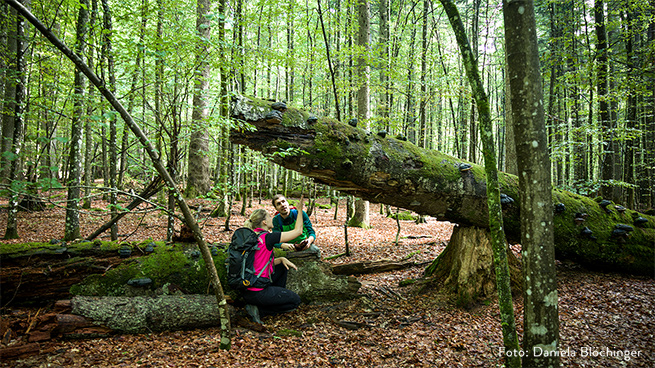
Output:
[424, 225, 522, 307]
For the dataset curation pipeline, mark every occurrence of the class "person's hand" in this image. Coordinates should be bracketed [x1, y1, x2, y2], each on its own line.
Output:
[282, 243, 295, 251]
[296, 238, 311, 250]
[297, 195, 304, 213]
[278, 257, 297, 271]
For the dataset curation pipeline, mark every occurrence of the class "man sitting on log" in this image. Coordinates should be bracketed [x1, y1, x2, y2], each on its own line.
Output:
[271, 194, 319, 256]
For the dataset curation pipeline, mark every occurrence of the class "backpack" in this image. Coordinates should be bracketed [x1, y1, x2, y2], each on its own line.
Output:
[226, 228, 273, 290]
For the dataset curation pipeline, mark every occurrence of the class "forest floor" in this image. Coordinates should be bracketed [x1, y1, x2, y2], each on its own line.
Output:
[1, 195, 654, 367]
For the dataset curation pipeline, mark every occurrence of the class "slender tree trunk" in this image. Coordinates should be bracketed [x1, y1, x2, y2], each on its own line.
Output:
[4, 0, 26, 240]
[595, 0, 613, 200]
[2, 5, 18, 184]
[82, 0, 97, 210]
[101, 0, 118, 241]
[379, 0, 389, 125]
[317, 0, 341, 122]
[286, 0, 295, 101]
[186, 0, 212, 198]
[349, 0, 371, 229]
[119, 0, 147, 190]
[642, 1, 655, 209]
[64, 0, 88, 241]
[0, 2, 6, 104]
[419, 0, 429, 148]
[404, 28, 416, 143]
[504, 0, 560, 366]
[439, 1, 520, 366]
[468, 0, 480, 163]
[622, 8, 637, 209]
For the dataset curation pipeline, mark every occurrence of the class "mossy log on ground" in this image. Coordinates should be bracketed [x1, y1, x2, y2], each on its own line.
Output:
[0, 240, 133, 305]
[0, 242, 361, 306]
[230, 95, 654, 275]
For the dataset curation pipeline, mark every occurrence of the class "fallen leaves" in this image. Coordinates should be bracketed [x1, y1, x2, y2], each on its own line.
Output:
[0, 197, 653, 367]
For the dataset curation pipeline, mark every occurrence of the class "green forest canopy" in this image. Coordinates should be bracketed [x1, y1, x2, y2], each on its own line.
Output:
[1, 0, 653, 220]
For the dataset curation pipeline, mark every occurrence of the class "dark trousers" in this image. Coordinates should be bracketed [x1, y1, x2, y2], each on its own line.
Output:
[241, 263, 301, 317]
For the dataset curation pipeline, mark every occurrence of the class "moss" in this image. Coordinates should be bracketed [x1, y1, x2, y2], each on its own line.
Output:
[551, 191, 654, 275]
[70, 265, 140, 296]
[281, 107, 308, 126]
[0, 242, 45, 256]
[71, 245, 230, 297]
[389, 211, 416, 221]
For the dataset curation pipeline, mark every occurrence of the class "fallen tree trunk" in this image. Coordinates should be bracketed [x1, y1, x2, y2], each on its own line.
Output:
[67, 295, 225, 333]
[230, 96, 654, 275]
[331, 259, 429, 275]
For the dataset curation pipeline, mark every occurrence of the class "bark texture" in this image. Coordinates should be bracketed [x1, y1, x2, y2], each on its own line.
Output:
[439, 0, 520, 363]
[504, 0, 559, 365]
[230, 95, 655, 276]
[69, 295, 226, 333]
[186, 0, 212, 197]
[424, 226, 522, 305]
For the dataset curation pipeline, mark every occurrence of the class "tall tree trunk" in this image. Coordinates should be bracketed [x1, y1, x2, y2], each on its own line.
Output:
[64, 0, 88, 242]
[119, 0, 147, 190]
[82, 0, 97, 209]
[504, 0, 560, 366]
[317, 0, 341, 121]
[622, 8, 637, 209]
[1, 5, 18, 184]
[419, 0, 429, 148]
[286, 0, 295, 101]
[404, 28, 416, 143]
[3, 0, 26, 240]
[642, 0, 655, 209]
[439, 0, 520, 365]
[349, 0, 371, 229]
[0, 2, 6, 104]
[378, 0, 390, 125]
[186, 0, 212, 198]
[596, 0, 613, 200]
[467, 0, 480, 164]
[101, 0, 118, 241]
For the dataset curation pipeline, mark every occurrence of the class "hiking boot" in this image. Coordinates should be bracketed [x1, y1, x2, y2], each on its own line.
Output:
[245, 304, 262, 324]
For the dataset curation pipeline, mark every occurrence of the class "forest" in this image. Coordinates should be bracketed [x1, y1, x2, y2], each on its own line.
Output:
[1, 0, 654, 367]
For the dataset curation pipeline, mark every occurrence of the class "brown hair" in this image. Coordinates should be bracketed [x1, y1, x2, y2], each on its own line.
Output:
[271, 194, 285, 208]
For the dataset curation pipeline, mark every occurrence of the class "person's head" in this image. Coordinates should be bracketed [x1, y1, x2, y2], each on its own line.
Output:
[272, 194, 291, 217]
[244, 208, 273, 230]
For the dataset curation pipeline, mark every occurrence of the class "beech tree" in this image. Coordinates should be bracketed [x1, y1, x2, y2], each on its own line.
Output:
[504, 0, 559, 365]
[3, 0, 25, 240]
[349, 0, 371, 229]
[186, 0, 212, 198]
[64, 0, 88, 241]
[436, 0, 520, 365]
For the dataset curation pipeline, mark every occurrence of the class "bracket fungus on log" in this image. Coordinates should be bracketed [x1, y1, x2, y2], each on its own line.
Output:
[229, 95, 655, 275]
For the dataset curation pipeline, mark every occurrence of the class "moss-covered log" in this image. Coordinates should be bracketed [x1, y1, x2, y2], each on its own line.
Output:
[230, 95, 655, 275]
